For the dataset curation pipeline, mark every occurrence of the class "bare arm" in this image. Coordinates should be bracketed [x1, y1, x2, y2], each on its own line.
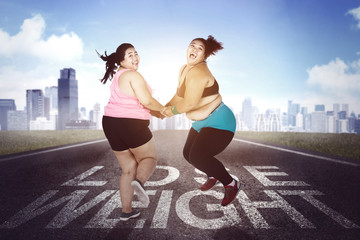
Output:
[127, 71, 164, 111]
[165, 93, 182, 107]
[174, 67, 208, 114]
[164, 64, 187, 107]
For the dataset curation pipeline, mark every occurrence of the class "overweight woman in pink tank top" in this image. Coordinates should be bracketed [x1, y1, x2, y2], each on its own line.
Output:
[97, 43, 165, 221]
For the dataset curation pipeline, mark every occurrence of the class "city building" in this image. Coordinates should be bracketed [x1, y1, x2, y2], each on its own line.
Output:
[0, 99, 16, 131]
[65, 120, 96, 129]
[311, 111, 326, 133]
[255, 114, 266, 131]
[58, 68, 78, 130]
[30, 116, 56, 130]
[242, 97, 253, 130]
[326, 111, 336, 133]
[92, 103, 101, 130]
[315, 104, 325, 111]
[26, 89, 44, 121]
[7, 110, 27, 130]
[26, 89, 45, 129]
[288, 101, 300, 127]
[268, 113, 281, 132]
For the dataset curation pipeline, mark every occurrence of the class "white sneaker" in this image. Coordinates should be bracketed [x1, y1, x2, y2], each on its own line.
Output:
[131, 179, 150, 207]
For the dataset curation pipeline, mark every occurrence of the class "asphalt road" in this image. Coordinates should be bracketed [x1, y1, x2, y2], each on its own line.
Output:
[0, 130, 359, 240]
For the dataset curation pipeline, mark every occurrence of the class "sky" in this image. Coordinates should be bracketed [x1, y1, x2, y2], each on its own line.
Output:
[0, 0, 359, 116]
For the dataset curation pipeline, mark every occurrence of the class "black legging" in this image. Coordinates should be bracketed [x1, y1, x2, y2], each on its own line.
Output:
[183, 127, 234, 186]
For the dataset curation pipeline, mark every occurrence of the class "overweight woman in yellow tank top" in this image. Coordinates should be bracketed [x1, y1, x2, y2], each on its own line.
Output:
[162, 35, 242, 206]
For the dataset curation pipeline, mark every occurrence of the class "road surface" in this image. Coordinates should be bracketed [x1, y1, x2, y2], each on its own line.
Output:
[0, 130, 359, 240]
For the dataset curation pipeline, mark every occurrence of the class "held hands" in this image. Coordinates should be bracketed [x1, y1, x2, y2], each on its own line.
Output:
[149, 110, 165, 119]
[148, 107, 174, 119]
[161, 106, 174, 118]
[148, 106, 176, 119]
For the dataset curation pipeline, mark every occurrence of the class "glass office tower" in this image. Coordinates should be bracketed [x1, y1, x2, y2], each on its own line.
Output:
[58, 68, 78, 130]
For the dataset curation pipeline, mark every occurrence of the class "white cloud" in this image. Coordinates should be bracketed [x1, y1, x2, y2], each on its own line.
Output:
[306, 58, 360, 92]
[347, 6, 360, 29]
[0, 14, 83, 61]
[306, 57, 360, 113]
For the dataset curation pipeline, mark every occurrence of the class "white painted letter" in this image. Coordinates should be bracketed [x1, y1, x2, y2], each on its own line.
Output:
[176, 190, 241, 229]
[62, 166, 107, 186]
[244, 166, 309, 187]
[145, 166, 180, 187]
[278, 190, 359, 228]
[238, 190, 315, 228]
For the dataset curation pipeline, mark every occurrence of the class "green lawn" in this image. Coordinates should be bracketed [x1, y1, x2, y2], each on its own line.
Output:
[235, 131, 360, 161]
[1, 130, 359, 162]
[0, 130, 106, 156]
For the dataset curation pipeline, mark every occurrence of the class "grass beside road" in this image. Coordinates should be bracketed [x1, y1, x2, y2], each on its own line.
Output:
[1, 130, 359, 161]
[0, 130, 106, 156]
[235, 131, 360, 161]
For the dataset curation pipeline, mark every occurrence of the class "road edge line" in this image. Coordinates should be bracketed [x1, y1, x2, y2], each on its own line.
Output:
[0, 139, 108, 163]
[233, 138, 360, 167]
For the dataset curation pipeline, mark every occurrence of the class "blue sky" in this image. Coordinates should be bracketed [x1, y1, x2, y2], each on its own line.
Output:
[0, 0, 359, 115]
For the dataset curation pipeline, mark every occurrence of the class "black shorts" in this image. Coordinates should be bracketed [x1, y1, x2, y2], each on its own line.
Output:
[102, 116, 153, 151]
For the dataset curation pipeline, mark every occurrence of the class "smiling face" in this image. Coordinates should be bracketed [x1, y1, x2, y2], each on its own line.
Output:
[186, 40, 206, 66]
[120, 47, 140, 70]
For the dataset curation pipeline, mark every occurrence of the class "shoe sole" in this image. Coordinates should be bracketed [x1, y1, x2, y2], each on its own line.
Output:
[131, 180, 150, 207]
[120, 211, 140, 221]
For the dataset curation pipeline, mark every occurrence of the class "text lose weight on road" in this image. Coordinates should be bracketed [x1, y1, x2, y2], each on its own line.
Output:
[0, 165, 358, 230]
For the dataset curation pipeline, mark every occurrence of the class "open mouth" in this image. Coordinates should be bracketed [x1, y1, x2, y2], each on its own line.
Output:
[189, 52, 197, 59]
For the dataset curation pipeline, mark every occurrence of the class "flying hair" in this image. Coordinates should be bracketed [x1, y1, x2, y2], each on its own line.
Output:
[193, 35, 224, 59]
[96, 43, 134, 84]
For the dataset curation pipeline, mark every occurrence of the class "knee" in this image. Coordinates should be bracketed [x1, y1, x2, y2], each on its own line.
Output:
[135, 154, 157, 164]
[121, 161, 137, 176]
[188, 149, 206, 166]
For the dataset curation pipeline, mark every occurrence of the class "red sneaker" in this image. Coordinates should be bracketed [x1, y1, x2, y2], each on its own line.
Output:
[221, 180, 242, 206]
[201, 178, 218, 191]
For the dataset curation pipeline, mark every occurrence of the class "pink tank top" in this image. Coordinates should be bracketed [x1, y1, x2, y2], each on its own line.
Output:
[104, 69, 151, 120]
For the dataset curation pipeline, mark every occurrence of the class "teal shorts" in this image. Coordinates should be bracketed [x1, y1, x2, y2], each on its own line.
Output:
[192, 102, 236, 133]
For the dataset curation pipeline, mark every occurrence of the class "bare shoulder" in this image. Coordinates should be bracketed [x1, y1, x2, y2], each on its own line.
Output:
[121, 69, 142, 78]
[179, 64, 187, 74]
[121, 70, 144, 82]
[187, 63, 212, 82]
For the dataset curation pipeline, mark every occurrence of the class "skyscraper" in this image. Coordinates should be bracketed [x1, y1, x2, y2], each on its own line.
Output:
[58, 68, 78, 130]
[287, 100, 301, 127]
[26, 89, 44, 126]
[341, 104, 349, 117]
[242, 97, 253, 130]
[45, 86, 58, 111]
[0, 99, 16, 131]
[7, 110, 27, 130]
[315, 104, 325, 111]
[311, 111, 326, 133]
[333, 103, 340, 117]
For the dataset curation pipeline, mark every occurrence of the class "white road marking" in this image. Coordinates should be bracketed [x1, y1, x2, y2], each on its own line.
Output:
[244, 166, 309, 186]
[62, 166, 107, 186]
[233, 138, 360, 167]
[85, 190, 157, 228]
[175, 190, 241, 229]
[145, 166, 180, 187]
[151, 190, 173, 228]
[1, 165, 359, 229]
[278, 190, 359, 228]
[237, 190, 315, 229]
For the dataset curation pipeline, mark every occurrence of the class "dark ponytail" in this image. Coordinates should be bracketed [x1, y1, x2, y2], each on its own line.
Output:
[97, 43, 134, 84]
[193, 35, 223, 60]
